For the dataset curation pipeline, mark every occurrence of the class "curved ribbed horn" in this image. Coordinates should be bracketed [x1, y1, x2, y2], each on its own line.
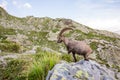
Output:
[58, 27, 73, 36]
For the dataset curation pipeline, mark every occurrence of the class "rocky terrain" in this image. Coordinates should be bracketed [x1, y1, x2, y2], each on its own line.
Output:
[0, 7, 120, 80]
[47, 60, 116, 80]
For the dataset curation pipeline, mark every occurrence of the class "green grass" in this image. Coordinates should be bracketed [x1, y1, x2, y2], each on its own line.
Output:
[27, 31, 48, 44]
[52, 28, 59, 33]
[26, 30, 61, 51]
[0, 35, 7, 40]
[0, 25, 19, 53]
[0, 59, 27, 80]
[42, 18, 51, 27]
[90, 42, 99, 50]
[0, 40, 20, 53]
[61, 53, 82, 62]
[74, 29, 118, 42]
[28, 51, 82, 80]
[0, 50, 80, 80]
[28, 51, 60, 80]
[0, 25, 16, 35]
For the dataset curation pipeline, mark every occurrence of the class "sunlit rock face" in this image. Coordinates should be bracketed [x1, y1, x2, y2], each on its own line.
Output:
[46, 60, 116, 80]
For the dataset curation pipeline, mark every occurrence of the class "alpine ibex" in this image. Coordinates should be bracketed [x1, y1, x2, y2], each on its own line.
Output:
[57, 27, 92, 62]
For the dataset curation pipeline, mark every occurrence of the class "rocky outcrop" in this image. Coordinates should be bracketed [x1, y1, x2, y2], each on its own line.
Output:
[46, 60, 118, 80]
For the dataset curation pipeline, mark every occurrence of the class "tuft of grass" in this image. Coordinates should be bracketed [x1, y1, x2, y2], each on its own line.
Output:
[61, 53, 82, 62]
[90, 42, 99, 50]
[61, 53, 73, 62]
[28, 51, 60, 80]
[52, 28, 59, 33]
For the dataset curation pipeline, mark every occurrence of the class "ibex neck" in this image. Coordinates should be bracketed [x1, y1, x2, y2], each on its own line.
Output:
[63, 37, 69, 46]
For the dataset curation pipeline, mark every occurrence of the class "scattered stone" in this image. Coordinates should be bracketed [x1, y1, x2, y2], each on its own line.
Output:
[116, 73, 120, 79]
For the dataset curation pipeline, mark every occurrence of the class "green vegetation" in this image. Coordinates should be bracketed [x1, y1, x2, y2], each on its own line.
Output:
[0, 25, 16, 35]
[61, 53, 82, 62]
[0, 40, 20, 53]
[42, 18, 51, 27]
[0, 26, 22, 53]
[27, 31, 48, 44]
[28, 51, 60, 80]
[52, 28, 59, 33]
[112, 65, 120, 72]
[0, 59, 27, 80]
[96, 53, 111, 68]
[74, 29, 117, 42]
[0, 50, 79, 80]
[90, 42, 99, 50]
[0, 7, 120, 80]
[27, 31, 61, 51]
[64, 30, 74, 37]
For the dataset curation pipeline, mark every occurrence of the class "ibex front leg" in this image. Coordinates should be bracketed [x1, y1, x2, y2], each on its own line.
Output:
[72, 52, 77, 62]
[68, 49, 72, 54]
[67, 47, 72, 54]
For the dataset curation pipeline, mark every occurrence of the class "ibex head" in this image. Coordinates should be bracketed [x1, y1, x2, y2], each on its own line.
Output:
[57, 27, 73, 43]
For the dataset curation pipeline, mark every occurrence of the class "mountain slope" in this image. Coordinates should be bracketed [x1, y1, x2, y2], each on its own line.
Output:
[0, 7, 120, 80]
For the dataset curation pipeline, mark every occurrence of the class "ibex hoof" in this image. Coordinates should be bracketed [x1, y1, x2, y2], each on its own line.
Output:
[84, 59, 89, 61]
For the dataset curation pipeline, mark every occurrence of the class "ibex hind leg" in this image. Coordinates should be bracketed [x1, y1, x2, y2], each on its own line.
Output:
[83, 54, 89, 61]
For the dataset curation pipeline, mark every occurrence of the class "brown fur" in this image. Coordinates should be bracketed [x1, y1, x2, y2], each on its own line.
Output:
[57, 27, 92, 62]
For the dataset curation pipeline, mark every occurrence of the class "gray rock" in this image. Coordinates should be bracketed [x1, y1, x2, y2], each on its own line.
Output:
[116, 73, 120, 79]
[46, 60, 116, 80]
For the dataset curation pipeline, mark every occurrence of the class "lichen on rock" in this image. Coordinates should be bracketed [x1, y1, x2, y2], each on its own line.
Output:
[46, 60, 116, 80]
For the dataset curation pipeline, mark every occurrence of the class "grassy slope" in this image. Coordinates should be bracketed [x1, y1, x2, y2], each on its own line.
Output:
[0, 50, 81, 80]
[0, 21, 120, 80]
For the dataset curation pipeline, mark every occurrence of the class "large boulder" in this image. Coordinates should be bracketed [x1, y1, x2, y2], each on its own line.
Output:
[46, 60, 117, 80]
